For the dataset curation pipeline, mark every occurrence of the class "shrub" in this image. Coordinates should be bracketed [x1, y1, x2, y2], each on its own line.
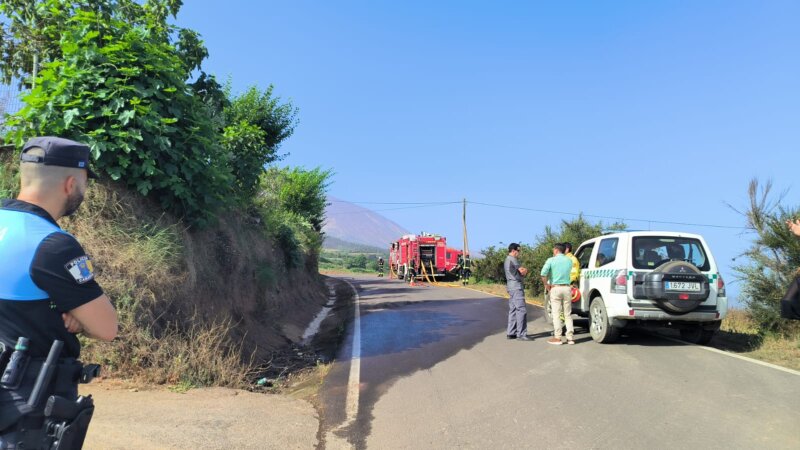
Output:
[5, 9, 232, 226]
[474, 216, 622, 295]
[734, 179, 800, 335]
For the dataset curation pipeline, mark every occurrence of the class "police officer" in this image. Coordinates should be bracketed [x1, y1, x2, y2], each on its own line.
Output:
[0, 137, 118, 443]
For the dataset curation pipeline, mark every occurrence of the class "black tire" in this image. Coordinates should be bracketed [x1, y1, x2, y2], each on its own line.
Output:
[589, 296, 620, 343]
[680, 327, 716, 345]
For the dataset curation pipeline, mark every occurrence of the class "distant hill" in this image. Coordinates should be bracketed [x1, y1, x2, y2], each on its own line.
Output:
[323, 236, 387, 254]
[323, 197, 409, 250]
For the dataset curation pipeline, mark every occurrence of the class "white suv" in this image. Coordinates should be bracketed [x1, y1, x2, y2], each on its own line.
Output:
[553, 231, 728, 344]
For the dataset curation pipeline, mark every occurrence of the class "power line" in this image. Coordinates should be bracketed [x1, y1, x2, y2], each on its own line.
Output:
[326, 197, 746, 230]
[326, 202, 460, 216]
[328, 200, 459, 205]
[466, 201, 748, 230]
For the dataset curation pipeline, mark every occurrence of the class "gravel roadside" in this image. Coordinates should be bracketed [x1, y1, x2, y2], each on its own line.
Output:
[80, 381, 319, 450]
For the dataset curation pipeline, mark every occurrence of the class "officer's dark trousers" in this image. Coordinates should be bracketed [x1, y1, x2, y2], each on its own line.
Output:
[507, 289, 527, 337]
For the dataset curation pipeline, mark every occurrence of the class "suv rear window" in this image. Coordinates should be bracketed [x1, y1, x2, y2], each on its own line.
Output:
[632, 236, 710, 271]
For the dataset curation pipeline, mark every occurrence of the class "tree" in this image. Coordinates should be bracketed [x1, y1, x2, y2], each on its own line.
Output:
[221, 86, 297, 203]
[0, 1, 199, 86]
[2, 1, 231, 225]
[262, 167, 332, 233]
[224, 85, 298, 165]
[733, 179, 800, 334]
[474, 216, 625, 294]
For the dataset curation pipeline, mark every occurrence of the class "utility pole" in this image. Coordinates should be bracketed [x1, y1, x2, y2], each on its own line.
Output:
[462, 198, 470, 260]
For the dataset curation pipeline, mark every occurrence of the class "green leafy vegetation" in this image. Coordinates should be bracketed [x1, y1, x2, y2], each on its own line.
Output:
[1, 0, 298, 226]
[254, 167, 332, 270]
[0, 0, 330, 388]
[733, 179, 800, 337]
[473, 216, 625, 295]
[319, 249, 386, 273]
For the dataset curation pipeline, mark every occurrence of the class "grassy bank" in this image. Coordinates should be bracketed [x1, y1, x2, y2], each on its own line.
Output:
[2, 149, 328, 390]
[464, 282, 799, 371]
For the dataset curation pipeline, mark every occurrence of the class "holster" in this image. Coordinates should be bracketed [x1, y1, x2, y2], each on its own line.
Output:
[0, 359, 97, 449]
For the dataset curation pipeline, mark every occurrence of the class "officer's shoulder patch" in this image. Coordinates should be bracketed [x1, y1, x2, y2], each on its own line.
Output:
[65, 255, 95, 284]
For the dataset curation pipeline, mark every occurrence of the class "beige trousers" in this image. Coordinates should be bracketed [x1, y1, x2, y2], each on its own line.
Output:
[550, 285, 574, 339]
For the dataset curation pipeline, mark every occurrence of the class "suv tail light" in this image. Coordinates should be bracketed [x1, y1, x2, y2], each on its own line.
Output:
[717, 274, 726, 297]
[611, 269, 628, 294]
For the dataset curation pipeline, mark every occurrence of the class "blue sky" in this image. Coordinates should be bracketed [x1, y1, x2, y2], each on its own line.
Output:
[178, 1, 799, 305]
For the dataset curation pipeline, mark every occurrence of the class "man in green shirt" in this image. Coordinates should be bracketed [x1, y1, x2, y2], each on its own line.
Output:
[540, 243, 575, 345]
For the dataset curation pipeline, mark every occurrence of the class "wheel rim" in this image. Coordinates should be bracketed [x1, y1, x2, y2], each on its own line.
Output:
[591, 302, 605, 337]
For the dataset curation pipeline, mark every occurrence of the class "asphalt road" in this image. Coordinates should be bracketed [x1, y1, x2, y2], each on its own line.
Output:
[321, 275, 800, 449]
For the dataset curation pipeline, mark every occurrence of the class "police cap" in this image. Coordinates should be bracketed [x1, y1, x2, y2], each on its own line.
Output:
[21, 136, 98, 179]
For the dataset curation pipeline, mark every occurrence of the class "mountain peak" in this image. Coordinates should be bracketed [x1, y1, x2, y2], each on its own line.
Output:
[323, 197, 409, 249]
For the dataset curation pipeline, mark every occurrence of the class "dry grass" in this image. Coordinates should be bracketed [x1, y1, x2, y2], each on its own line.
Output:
[58, 180, 327, 390]
[89, 314, 257, 388]
[65, 183, 258, 388]
[721, 308, 759, 334]
[738, 334, 800, 371]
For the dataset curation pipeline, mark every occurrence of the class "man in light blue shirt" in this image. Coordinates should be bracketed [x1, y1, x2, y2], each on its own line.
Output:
[540, 243, 575, 345]
[504, 243, 531, 341]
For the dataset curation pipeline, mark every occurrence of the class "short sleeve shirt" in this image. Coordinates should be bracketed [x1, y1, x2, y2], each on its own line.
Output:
[540, 254, 573, 286]
[0, 199, 104, 358]
[504, 255, 524, 291]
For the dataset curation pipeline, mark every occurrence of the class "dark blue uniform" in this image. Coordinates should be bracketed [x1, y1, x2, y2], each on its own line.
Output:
[0, 199, 103, 432]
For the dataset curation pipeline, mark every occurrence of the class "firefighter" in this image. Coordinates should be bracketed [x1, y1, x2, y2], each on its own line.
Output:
[377, 257, 384, 277]
[563, 242, 580, 286]
[460, 253, 472, 286]
[408, 259, 417, 284]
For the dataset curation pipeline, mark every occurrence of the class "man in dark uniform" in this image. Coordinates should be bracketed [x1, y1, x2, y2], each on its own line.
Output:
[505, 243, 531, 341]
[408, 259, 417, 284]
[460, 253, 472, 286]
[0, 137, 118, 446]
[377, 257, 384, 277]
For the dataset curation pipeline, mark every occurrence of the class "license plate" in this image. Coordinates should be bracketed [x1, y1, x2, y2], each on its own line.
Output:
[665, 282, 701, 292]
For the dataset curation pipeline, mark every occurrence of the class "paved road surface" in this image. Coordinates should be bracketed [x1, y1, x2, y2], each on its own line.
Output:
[321, 275, 800, 449]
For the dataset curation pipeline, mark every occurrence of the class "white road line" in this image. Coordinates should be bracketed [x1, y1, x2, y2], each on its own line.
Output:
[342, 279, 362, 424]
[658, 334, 800, 376]
[325, 278, 361, 448]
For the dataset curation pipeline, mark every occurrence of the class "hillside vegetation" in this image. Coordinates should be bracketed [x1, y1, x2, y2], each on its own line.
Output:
[0, 1, 332, 388]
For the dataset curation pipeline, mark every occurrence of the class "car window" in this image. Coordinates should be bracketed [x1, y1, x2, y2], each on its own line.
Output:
[575, 243, 594, 270]
[596, 238, 618, 267]
[632, 236, 710, 271]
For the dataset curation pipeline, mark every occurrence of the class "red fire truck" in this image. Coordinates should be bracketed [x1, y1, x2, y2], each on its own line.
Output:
[389, 233, 463, 280]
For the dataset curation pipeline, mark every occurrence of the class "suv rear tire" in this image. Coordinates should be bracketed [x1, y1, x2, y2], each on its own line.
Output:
[589, 296, 620, 343]
[646, 261, 708, 314]
[680, 327, 716, 345]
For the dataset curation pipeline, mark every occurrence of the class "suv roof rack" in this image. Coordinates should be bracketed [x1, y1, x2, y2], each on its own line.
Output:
[601, 229, 645, 235]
